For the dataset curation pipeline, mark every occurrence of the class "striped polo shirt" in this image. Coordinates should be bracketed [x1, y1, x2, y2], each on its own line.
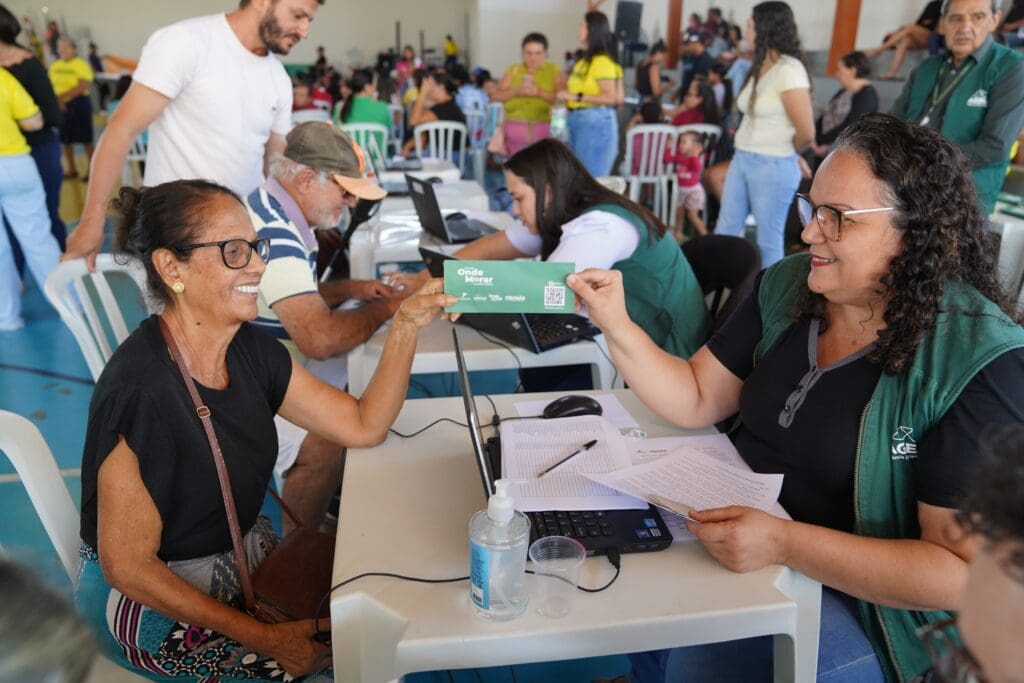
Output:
[245, 177, 318, 357]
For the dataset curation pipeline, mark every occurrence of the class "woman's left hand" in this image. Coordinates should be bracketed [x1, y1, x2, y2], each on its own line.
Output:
[556, 89, 574, 103]
[687, 506, 789, 573]
[393, 277, 457, 329]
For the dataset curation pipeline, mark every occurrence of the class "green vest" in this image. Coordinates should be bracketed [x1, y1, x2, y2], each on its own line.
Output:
[756, 254, 1024, 681]
[585, 204, 711, 358]
[900, 42, 1023, 214]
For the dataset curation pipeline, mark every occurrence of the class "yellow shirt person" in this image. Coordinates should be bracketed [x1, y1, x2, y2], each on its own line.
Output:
[48, 55, 93, 99]
[0, 67, 40, 157]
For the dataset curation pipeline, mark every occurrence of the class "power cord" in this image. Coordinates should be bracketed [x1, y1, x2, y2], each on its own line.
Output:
[388, 417, 468, 438]
[312, 549, 622, 641]
[588, 338, 619, 389]
[473, 328, 524, 393]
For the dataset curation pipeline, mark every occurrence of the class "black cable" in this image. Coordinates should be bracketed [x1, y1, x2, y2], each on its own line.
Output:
[589, 338, 619, 389]
[473, 328, 524, 392]
[388, 417, 468, 438]
[312, 550, 622, 641]
[481, 393, 542, 430]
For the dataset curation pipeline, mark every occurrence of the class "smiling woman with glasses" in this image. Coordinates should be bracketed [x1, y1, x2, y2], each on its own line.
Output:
[76, 179, 457, 680]
[565, 113, 1024, 682]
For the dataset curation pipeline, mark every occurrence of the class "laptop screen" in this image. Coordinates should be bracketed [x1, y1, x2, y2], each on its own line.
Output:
[405, 174, 449, 241]
[453, 327, 496, 498]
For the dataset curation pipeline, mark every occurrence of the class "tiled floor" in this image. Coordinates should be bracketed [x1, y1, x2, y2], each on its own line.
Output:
[0, 170, 629, 682]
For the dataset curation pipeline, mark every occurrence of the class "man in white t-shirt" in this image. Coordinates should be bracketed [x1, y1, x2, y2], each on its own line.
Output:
[65, 0, 324, 269]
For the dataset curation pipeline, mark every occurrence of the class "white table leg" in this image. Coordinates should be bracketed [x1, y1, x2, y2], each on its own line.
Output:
[772, 571, 822, 682]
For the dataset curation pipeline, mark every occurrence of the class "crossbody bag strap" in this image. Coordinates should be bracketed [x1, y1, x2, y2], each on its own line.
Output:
[157, 317, 258, 613]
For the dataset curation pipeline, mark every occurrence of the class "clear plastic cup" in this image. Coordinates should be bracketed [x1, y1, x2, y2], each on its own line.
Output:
[528, 536, 587, 618]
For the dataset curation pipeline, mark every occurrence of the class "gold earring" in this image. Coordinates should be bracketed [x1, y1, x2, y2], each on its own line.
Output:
[172, 282, 185, 294]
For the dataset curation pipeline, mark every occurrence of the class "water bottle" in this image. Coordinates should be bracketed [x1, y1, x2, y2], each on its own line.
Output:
[550, 105, 569, 142]
[469, 479, 530, 620]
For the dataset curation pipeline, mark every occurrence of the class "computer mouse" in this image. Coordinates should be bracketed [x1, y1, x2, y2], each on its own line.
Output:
[542, 395, 603, 420]
[446, 211, 467, 220]
[426, 176, 444, 184]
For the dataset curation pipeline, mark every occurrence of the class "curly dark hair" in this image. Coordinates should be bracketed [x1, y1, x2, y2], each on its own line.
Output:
[743, 1, 806, 117]
[796, 113, 1022, 374]
[956, 425, 1024, 582]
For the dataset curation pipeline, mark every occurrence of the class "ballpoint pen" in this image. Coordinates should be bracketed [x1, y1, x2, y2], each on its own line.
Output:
[537, 439, 598, 477]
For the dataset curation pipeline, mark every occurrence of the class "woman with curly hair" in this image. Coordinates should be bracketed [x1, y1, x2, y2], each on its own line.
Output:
[714, 1, 814, 267]
[566, 113, 1024, 682]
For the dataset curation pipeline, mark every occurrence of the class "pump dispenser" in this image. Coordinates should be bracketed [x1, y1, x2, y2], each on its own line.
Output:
[469, 478, 530, 619]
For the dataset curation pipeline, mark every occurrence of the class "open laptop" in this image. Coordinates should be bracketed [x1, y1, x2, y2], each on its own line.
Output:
[421, 247, 599, 354]
[406, 174, 498, 244]
[453, 327, 672, 556]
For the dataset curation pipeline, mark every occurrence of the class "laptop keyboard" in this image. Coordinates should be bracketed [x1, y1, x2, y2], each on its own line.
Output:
[528, 510, 614, 541]
[526, 316, 598, 347]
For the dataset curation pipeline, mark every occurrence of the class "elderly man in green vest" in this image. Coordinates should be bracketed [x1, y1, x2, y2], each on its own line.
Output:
[892, 0, 1024, 214]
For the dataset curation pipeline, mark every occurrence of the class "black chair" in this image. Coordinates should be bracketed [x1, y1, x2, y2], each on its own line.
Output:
[680, 234, 761, 331]
[320, 197, 382, 281]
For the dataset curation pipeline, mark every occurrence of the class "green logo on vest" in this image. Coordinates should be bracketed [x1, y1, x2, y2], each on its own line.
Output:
[891, 426, 918, 460]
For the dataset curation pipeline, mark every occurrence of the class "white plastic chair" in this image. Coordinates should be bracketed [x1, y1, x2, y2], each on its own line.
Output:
[388, 102, 405, 156]
[121, 134, 147, 186]
[0, 411, 149, 682]
[341, 122, 390, 176]
[44, 255, 153, 382]
[671, 123, 724, 227]
[290, 109, 331, 127]
[596, 176, 628, 195]
[992, 220, 1024, 300]
[413, 120, 468, 173]
[464, 109, 488, 184]
[623, 124, 678, 225]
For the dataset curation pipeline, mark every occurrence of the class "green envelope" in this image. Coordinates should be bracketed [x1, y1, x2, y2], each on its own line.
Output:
[444, 260, 576, 314]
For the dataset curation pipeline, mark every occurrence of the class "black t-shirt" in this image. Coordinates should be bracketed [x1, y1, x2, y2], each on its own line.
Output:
[916, 1, 943, 30]
[7, 56, 62, 148]
[707, 274, 1024, 533]
[1006, 0, 1024, 25]
[80, 316, 292, 561]
[430, 98, 467, 147]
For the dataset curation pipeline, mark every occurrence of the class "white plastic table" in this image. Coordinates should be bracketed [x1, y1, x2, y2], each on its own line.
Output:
[346, 318, 617, 395]
[348, 211, 515, 281]
[378, 158, 462, 185]
[379, 179, 489, 214]
[330, 390, 821, 682]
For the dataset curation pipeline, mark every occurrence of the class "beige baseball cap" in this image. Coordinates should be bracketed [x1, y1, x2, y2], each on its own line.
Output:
[283, 122, 387, 200]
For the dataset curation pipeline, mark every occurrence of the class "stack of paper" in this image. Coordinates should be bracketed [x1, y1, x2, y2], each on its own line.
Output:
[499, 416, 647, 512]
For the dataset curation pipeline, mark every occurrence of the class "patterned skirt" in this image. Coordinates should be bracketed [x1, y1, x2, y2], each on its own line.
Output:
[74, 517, 332, 682]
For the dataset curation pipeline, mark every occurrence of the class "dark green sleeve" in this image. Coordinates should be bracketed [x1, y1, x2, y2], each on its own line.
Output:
[957, 60, 1024, 168]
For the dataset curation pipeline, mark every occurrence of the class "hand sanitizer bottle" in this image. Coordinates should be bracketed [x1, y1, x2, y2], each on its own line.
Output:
[469, 479, 530, 620]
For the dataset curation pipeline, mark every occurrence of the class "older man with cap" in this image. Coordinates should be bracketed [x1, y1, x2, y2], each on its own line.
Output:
[892, 0, 1024, 214]
[246, 122, 409, 531]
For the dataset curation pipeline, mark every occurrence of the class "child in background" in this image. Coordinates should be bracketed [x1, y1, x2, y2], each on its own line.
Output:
[626, 99, 665, 175]
[665, 130, 707, 239]
[669, 80, 719, 126]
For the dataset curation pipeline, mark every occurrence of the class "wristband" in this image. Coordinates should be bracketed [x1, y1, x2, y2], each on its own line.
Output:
[576, 92, 583, 103]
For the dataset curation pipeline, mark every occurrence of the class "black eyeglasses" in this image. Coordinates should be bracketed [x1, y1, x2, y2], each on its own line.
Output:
[917, 617, 986, 683]
[795, 193, 896, 242]
[172, 238, 270, 269]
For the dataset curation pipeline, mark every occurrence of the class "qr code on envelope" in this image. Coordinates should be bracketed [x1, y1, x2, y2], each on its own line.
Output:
[543, 285, 566, 308]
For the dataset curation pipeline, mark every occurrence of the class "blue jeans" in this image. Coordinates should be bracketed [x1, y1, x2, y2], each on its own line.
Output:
[715, 149, 801, 268]
[629, 588, 886, 682]
[568, 106, 618, 177]
[3, 135, 65, 275]
[0, 153, 61, 327]
[1004, 32, 1024, 48]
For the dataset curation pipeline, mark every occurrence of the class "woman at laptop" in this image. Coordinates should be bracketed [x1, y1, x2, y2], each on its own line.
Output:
[566, 114, 1024, 681]
[75, 179, 455, 680]
[406, 138, 711, 361]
